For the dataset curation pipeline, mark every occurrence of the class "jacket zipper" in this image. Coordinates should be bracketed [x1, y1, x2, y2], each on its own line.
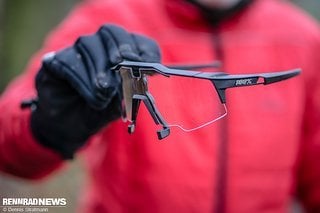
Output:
[212, 27, 228, 213]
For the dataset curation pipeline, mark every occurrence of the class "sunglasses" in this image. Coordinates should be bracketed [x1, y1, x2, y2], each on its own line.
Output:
[112, 61, 300, 139]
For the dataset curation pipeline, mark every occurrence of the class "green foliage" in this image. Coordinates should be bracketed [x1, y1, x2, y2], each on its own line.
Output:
[292, 0, 320, 20]
[0, 0, 79, 92]
[0, 1, 83, 212]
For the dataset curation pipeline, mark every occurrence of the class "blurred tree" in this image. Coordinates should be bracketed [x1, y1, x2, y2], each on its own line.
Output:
[0, 0, 80, 91]
[0, 1, 83, 213]
[0, 0, 4, 85]
[293, 0, 320, 20]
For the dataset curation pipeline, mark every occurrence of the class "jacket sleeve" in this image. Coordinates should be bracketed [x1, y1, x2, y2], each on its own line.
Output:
[0, 1, 104, 179]
[0, 68, 63, 179]
[296, 32, 320, 212]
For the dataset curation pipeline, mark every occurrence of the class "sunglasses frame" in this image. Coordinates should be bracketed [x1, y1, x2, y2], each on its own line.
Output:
[112, 61, 301, 139]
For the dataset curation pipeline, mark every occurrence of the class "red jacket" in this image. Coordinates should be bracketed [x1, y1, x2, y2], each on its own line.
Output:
[1, 0, 320, 212]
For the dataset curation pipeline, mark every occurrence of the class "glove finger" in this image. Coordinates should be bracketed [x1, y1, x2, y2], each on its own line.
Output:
[43, 49, 118, 110]
[35, 65, 80, 114]
[75, 35, 122, 106]
[98, 24, 142, 64]
[75, 34, 110, 77]
[131, 34, 161, 63]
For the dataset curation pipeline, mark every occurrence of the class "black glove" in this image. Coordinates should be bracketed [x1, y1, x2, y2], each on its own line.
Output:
[30, 24, 161, 159]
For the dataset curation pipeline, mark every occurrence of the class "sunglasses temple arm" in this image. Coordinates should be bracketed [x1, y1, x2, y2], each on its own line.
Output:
[129, 93, 170, 140]
[143, 92, 171, 139]
[211, 69, 301, 103]
[166, 61, 221, 70]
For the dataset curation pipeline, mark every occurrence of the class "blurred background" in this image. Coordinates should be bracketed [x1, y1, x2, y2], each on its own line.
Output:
[0, 1, 82, 212]
[0, 0, 319, 212]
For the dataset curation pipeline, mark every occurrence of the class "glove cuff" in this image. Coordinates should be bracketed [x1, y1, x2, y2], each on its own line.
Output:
[30, 109, 86, 159]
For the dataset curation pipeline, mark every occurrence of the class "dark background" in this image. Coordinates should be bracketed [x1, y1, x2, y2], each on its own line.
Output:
[0, 0, 319, 212]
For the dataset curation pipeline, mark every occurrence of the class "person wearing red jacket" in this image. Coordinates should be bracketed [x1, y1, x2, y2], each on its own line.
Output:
[1, 0, 320, 212]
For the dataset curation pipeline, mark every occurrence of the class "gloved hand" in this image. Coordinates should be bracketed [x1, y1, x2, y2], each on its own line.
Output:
[30, 24, 161, 159]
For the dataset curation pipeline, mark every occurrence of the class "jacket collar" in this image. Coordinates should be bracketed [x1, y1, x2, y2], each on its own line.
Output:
[163, 0, 254, 30]
[164, 0, 209, 30]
